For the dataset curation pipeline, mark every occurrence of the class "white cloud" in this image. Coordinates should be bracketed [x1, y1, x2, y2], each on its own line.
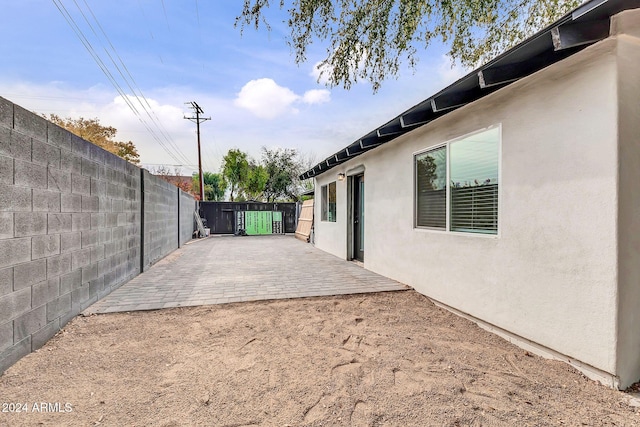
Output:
[302, 89, 330, 105]
[234, 78, 300, 119]
[234, 78, 331, 119]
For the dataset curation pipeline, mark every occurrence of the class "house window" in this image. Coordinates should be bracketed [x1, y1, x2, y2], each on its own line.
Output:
[415, 126, 500, 234]
[321, 181, 337, 222]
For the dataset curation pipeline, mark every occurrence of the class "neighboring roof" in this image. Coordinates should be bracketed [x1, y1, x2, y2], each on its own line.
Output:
[300, 0, 640, 180]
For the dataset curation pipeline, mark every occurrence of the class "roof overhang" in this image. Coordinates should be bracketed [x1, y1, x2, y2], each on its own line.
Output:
[300, 0, 639, 181]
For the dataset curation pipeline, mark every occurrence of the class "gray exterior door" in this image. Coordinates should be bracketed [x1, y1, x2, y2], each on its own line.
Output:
[352, 174, 364, 262]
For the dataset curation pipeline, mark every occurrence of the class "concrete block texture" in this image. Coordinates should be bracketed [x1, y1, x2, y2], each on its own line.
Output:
[31, 319, 59, 351]
[61, 193, 82, 212]
[33, 278, 60, 308]
[0, 267, 12, 297]
[71, 173, 91, 195]
[13, 104, 47, 140]
[0, 185, 31, 212]
[15, 159, 46, 189]
[0, 321, 12, 353]
[46, 253, 72, 279]
[60, 232, 81, 253]
[0, 212, 13, 240]
[0, 97, 195, 373]
[0, 97, 13, 128]
[71, 134, 91, 158]
[60, 270, 81, 295]
[47, 167, 71, 193]
[47, 122, 72, 151]
[32, 234, 61, 260]
[60, 152, 82, 175]
[32, 189, 61, 213]
[14, 212, 47, 237]
[0, 238, 31, 269]
[48, 213, 72, 234]
[13, 305, 46, 342]
[179, 190, 196, 247]
[0, 336, 31, 373]
[46, 293, 71, 322]
[72, 248, 91, 270]
[32, 140, 61, 168]
[0, 129, 31, 162]
[0, 155, 13, 184]
[0, 288, 31, 324]
[72, 213, 91, 231]
[143, 171, 179, 270]
[13, 259, 47, 291]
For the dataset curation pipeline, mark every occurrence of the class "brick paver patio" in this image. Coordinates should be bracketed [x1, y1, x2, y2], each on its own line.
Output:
[85, 235, 408, 313]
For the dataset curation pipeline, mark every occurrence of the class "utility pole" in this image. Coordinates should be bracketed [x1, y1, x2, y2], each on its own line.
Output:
[184, 102, 210, 202]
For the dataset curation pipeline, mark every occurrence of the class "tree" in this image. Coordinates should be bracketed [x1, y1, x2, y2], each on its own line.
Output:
[244, 162, 269, 201]
[221, 149, 249, 202]
[261, 147, 305, 202]
[192, 172, 226, 201]
[151, 166, 193, 194]
[47, 115, 140, 164]
[236, 0, 581, 91]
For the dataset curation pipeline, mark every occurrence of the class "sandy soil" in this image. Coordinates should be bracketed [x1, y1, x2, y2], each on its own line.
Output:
[1, 290, 638, 426]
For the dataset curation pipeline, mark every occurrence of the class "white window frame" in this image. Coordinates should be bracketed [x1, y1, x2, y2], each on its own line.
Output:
[321, 181, 337, 222]
[414, 125, 501, 236]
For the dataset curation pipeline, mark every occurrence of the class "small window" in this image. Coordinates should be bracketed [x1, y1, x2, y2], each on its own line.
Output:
[416, 146, 446, 229]
[321, 181, 337, 222]
[415, 127, 500, 234]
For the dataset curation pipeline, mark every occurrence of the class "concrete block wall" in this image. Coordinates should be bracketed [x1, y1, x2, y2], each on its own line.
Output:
[179, 189, 197, 247]
[142, 170, 179, 270]
[0, 96, 195, 372]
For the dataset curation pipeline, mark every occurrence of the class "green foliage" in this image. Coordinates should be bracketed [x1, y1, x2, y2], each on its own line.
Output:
[47, 114, 140, 164]
[193, 172, 226, 201]
[244, 163, 269, 201]
[262, 147, 304, 202]
[219, 147, 311, 202]
[221, 149, 250, 202]
[237, 0, 581, 91]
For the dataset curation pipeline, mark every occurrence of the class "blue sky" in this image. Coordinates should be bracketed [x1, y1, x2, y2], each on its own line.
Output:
[0, 1, 466, 175]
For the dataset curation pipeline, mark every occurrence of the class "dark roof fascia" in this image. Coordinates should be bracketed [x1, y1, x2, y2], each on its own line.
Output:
[300, 0, 638, 180]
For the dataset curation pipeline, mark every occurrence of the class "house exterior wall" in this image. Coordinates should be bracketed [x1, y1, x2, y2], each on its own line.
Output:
[314, 32, 632, 384]
[314, 177, 349, 260]
[615, 10, 640, 388]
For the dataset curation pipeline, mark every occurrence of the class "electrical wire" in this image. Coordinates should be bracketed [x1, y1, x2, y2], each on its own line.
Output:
[52, 0, 191, 166]
[77, 0, 192, 166]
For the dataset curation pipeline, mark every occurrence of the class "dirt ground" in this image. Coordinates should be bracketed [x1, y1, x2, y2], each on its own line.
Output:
[1, 290, 638, 427]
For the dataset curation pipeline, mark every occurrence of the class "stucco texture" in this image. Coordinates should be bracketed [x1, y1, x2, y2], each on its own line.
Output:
[313, 18, 640, 388]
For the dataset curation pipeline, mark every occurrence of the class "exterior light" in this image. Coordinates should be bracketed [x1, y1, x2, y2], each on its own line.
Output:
[337, 173, 346, 181]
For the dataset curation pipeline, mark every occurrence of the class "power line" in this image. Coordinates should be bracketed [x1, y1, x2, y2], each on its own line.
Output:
[77, 0, 192, 166]
[160, 0, 170, 31]
[52, 0, 192, 166]
[184, 102, 210, 201]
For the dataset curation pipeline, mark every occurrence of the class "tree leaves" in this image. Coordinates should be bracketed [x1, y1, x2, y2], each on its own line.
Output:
[236, 0, 581, 91]
[46, 114, 140, 164]
[221, 149, 250, 202]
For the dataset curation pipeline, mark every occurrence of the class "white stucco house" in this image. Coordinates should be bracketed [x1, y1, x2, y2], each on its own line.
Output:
[300, 0, 640, 389]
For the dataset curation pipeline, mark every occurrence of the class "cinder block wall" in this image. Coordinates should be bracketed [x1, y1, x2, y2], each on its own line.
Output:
[0, 97, 195, 372]
[142, 170, 179, 270]
[179, 190, 197, 247]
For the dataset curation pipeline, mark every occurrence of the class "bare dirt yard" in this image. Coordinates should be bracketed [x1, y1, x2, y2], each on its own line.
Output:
[1, 290, 638, 426]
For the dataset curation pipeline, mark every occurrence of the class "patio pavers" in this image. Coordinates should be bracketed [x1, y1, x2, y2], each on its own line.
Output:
[85, 235, 408, 313]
